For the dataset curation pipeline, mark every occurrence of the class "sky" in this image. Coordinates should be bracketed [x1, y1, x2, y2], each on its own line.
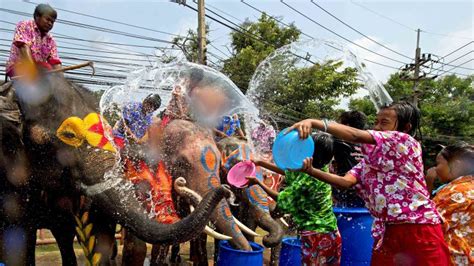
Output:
[0, 0, 472, 101]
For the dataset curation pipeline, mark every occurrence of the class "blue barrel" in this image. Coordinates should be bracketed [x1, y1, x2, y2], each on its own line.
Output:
[217, 241, 264, 266]
[334, 207, 374, 265]
[279, 237, 302, 266]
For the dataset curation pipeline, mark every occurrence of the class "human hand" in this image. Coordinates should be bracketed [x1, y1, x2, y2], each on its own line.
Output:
[245, 176, 260, 186]
[300, 157, 314, 174]
[286, 119, 313, 139]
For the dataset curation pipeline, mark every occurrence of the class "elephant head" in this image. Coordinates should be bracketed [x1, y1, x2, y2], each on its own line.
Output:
[217, 137, 284, 248]
[159, 119, 254, 251]
[2, 74, 229, 245]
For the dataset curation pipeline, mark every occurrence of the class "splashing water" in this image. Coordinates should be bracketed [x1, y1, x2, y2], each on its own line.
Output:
[244, 39, 393, 158]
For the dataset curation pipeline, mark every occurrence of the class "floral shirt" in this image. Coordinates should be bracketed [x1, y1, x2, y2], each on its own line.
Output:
[6, 20, 61, 76]
[433, 175, 474, 265]
[349, 130, 441, 249]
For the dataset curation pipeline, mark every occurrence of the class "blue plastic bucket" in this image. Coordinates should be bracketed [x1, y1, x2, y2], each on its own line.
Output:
[334, 207, 374, 265]
[217, 241, 264, 266]
[279, 237, 302, 266]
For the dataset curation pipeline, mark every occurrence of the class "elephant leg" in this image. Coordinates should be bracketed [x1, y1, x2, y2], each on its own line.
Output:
[270, 244, 282, 266]
[89, 207, 118, 266]
[122, 229, 146, 266]
[151, 244, 170, 266]
[190, 233, 208, 266]
[213, 239, 219, 266]
[169, 244, 181, 264]
[51, 225, 77, 266]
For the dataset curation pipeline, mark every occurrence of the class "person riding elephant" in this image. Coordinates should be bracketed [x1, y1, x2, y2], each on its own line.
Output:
[0, 70, 230, 265]
[5, 4, 62, 81]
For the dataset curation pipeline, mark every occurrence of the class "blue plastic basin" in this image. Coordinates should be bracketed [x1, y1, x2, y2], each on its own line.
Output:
[334, 207, 374, 265]
[217, 240, 264, 266]
[279, 237, 302, 266]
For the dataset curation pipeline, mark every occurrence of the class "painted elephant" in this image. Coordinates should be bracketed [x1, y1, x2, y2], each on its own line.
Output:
[0, 75, 229, 265]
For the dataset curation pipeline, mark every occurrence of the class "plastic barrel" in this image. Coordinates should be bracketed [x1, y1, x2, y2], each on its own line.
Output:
[334, 207, 374, 265]
[217, 241, 264, 266]
[279, 237, 302, 266]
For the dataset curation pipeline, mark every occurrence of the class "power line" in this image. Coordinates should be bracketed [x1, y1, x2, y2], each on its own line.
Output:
[0, 8, 176, 45]
[23, 0, 179, 37]
[438, 58, 474, 76]
[281, 1, 408, 65]
[440, 41, 473, 59]
[240, 0, 402, 71]
[433, 50, 474, 72]
[350, 0, 473, 40]
[310, 0, 411, 60]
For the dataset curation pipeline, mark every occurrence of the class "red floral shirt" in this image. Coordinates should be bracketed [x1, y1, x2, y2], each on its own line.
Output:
[350, 130, 441, 249]
[6, 20, 61, 76]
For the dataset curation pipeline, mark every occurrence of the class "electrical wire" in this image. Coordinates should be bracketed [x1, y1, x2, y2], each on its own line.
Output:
[281, 1, 408, 65]
[310, 0, 411, 60]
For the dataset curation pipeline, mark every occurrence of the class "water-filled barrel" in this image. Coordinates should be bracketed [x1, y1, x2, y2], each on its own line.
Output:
[217, 240, 264, 266]
[334, 207, 374, 265]
[279, 237, 302, 266]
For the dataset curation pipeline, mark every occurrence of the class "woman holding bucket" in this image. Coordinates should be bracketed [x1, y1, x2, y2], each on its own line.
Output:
[288, 102, 450, 265]
[247, 132, 341, 266]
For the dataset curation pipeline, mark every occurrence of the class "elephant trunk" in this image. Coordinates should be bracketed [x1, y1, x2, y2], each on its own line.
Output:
[253, 206, 284, 248]
[80, 150, 229, 245]
[174, 178, 252, 251]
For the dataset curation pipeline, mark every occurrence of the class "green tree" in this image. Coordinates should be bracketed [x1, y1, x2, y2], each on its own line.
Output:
[171, 26, 210, 64]
[222, 14, 300, 93]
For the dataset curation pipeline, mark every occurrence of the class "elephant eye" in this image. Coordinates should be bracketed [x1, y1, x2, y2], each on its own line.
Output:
[61, 131, 76, 139]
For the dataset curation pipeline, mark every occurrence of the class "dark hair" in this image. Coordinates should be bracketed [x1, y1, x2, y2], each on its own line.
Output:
[312, 132, 334, 169]
[440, 142, 474, 175]
[143, 94, 161, 111]
[34, 4, 57, 19]
[381, 101, 420, 136]
[339, 111, 367, 130]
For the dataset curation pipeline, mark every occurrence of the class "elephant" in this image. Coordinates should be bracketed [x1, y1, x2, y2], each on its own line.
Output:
[0, 75, 230, 265]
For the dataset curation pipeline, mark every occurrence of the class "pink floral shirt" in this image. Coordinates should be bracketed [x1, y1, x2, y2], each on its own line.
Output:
[6, 20, 61, 76]
[350, 130, 441, 249]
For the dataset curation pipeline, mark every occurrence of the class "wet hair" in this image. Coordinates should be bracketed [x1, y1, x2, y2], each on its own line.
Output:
[380, 101, 420, 136]
[339, 111, 367, 130]
[143, 94, 161, 111]
[34, 4, 57, 19]
[312, 132, 335, 169]
[440, 142, 474, 175]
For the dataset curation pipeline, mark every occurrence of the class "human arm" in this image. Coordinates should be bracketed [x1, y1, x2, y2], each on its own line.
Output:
[301, 157, 357, 189]
[253, 159, 286, 176]
[288, 119, 375, 145]
[245, 176, 279, 200]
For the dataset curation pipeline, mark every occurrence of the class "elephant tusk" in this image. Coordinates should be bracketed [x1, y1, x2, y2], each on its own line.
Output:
[280, 217, 289, 228]
[174, 177, 203, 202]
[233, 217, 261, 237]
[189, 205, 232, 240]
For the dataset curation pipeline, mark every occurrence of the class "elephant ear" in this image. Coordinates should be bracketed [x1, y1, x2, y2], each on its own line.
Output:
[56, 116, 86, 147]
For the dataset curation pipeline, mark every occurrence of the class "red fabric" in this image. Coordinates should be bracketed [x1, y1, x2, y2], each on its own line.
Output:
[300, 230, 342, 266]
[371, 224, 451, 266]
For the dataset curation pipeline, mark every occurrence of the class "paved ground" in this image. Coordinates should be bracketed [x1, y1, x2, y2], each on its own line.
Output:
[35, 229, 275, 265]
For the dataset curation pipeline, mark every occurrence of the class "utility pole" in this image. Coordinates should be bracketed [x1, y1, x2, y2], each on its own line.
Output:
[412, 29, 421, 107]
[197, 0, 207, 65]
[399, 29, 436, 107]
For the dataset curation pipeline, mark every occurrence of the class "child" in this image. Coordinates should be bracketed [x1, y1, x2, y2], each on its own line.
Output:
[432, 143, 473, 265]
[288, 102, 451, 265]
[247, 132, 341, 266]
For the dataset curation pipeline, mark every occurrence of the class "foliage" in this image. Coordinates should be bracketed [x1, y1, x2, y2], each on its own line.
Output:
[222, 14, 300, 94]
[171, 26, 210, 64]
[350, 74, 474, 168]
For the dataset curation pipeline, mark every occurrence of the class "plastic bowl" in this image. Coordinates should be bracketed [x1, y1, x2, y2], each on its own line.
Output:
[273, 129, 314, 170]
[227, 161, 256, 188]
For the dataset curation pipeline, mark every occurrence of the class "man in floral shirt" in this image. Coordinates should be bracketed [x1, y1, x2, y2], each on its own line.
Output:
[433, 143, 474, 265]
[6, 4, 61, 78]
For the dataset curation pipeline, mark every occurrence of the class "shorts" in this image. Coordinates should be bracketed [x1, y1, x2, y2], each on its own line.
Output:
[371, 223, 451, 266]
[300, 230, 342, 266]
